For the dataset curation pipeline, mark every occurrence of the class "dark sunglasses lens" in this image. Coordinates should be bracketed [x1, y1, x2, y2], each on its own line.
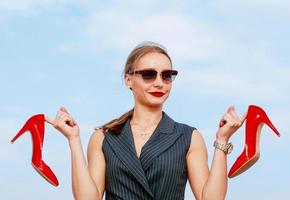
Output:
[162, 70, 177, 82]
[162, 71, 172, 81]
[141, 70, 157, 81]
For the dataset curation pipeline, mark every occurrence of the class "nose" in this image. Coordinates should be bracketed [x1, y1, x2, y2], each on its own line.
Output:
[153, 73, 164, 88]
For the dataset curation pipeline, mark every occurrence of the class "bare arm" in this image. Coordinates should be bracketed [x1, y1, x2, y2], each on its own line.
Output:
[187, 106, 247, 200]
[69, 135, 101, 200]
[46, 107, 105, 200]
[186, 130, 209, 200]
[186, 130, 228, 200]
[87, 129, 106, 199]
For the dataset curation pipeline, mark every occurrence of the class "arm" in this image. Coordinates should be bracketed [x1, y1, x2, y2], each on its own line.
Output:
[87, 129, 106, 199]
[69, 137, 99, 200]
[186, 130, 209, 200]
[187, 106, 247, 200]
[46, 107, 105, 200]
[69, 131, 105, 200]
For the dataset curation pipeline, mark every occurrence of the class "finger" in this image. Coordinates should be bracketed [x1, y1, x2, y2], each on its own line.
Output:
[68, 117, 77, 126]
[62, 116, 74, 126]
[57, 113, 66, 119]
[71, 117, 77, 126]
[57, 107, 76, 125]
[56, 109, 69, 119]
[45, 115, 55, 126]
[219, 119, 226, 127]
[224, 113, 239, 127]
[227, 105, 235, 113]
[56, 110, 64, 118]
[226, 106, 237, 121]
[224, 114, 232, 125]
[219, 114, 228, 127]
[228, 109, 242, 125]
[219, 106, 235, 128]
[60, 106, 69, 114]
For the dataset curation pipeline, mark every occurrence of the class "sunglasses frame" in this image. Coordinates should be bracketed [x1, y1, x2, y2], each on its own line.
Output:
[127, 69, 178, 83]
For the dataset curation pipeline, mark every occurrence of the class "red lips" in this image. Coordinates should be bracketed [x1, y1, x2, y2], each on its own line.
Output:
[149, 92, 165, 97]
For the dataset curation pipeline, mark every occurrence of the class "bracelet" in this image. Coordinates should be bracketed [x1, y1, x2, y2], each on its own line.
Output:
[213, 140, 233, 154]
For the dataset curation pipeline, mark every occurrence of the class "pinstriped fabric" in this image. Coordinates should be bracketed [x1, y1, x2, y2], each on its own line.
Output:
[102, 112, 196, 200]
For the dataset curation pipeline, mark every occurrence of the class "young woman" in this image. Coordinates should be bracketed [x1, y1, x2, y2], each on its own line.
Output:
[46, 42, 247, 200]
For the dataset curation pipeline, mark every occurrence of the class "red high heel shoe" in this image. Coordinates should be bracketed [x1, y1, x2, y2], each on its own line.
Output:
[228, 105, 280, 178]
[11, 114, 59, 186]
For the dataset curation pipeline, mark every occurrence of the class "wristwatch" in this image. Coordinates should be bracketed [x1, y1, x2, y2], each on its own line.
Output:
[213, 140, 233, 155]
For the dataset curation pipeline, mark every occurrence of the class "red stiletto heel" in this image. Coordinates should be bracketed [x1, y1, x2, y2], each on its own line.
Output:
[228, 105, 280, 178]
[11, 114, 59, 186]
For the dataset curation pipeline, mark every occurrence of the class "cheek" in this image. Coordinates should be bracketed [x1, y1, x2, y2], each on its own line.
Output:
[133, 80, 149, 94]
[164, 84, 172, 92]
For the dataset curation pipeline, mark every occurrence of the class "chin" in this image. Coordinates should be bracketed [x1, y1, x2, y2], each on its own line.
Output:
[147, 97, 167, 107]
[146, 102, 164, 109]
[136, 93, 169, 108]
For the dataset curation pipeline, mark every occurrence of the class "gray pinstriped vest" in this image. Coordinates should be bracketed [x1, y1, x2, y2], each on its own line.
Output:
[102, 112, 196, 200]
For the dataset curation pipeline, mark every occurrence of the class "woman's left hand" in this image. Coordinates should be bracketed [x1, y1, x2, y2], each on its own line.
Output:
[216, 106, 247, 142]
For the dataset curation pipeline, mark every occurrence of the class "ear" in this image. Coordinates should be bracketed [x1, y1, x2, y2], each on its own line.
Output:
[124, 73, 132, 89]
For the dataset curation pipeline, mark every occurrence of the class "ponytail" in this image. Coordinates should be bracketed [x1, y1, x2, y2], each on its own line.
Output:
[97, 108, 134, 134]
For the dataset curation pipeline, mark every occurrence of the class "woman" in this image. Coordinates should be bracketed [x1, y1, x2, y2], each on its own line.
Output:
[46, 42, 247, 200]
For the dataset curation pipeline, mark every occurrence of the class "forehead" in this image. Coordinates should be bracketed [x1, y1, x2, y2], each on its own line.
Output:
[134, 52, 172, 70]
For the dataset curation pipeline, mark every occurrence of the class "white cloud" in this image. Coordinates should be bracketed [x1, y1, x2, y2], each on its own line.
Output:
[85, 11, 220, 61]
[213, 0, 290, 14]
[175, 63, 290, 101]
[7, 0, 286, 105]
[216, 0, 290, 7]
[0, 0, 70, 12]
[82, 5, 290, 102]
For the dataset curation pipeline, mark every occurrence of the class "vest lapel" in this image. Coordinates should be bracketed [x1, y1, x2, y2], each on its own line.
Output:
[105, 120, 154, 198]
[139, 112, 182, 171]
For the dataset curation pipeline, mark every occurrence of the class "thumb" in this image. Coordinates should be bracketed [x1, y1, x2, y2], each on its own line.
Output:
[241, 111, 248, 124]
[45, 115, 55, 126]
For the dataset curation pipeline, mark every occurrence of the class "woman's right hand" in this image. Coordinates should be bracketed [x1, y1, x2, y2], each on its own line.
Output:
[45, 106, 80, 142]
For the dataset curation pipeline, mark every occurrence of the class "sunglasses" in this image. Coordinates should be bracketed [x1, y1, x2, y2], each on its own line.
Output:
[128, 69, 178, 84]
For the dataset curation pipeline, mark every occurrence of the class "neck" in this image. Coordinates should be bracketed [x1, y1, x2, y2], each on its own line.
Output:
[131, 103, 163, 127]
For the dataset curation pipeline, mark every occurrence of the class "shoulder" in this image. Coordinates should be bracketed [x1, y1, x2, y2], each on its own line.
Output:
[174, 121, 197, 136]
[172, 121, 198, 148]
[187, 129, 207, 156]
[163, 112, 198, 139]
[88, 128, 106, 153]
[91, 128, 105, 141]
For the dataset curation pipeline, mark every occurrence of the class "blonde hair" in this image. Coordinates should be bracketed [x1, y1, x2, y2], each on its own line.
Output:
[98, 41, 172, 134]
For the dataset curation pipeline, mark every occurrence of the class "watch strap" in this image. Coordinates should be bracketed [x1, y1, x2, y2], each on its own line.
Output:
[213, 140, 233, 154]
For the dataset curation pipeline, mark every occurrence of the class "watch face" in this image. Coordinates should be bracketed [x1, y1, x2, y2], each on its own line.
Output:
[213, 141, 233, 154]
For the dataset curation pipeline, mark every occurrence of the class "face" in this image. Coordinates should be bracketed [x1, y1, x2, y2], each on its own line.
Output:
[125, 52, 174, 108]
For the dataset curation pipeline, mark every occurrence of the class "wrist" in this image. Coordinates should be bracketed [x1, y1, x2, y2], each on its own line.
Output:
[215, 134, 229, 143]
[213, 139, 233, 155]
[68, 136, 81, 146]
[215, 138, 229, 144]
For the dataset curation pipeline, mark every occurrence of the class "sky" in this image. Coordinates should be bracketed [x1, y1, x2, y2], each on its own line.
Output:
[0, 0, 290, 199]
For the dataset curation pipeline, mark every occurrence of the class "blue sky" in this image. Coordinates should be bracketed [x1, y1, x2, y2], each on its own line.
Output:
[0, 0, 290, 199]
